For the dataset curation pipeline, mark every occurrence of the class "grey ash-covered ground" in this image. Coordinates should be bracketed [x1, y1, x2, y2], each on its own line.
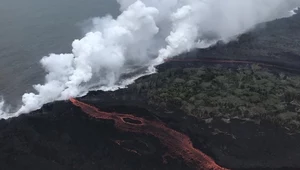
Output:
[1, 11, 300, 170]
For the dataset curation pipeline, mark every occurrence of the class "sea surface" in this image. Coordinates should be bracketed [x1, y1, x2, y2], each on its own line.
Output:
[0, 0, 119, 107]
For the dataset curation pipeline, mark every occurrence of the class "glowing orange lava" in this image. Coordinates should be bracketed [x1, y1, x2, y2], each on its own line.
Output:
[70, 98, 228, 170]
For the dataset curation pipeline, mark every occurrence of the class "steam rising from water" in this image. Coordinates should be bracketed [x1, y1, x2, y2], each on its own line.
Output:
[0, 99, 4, 116]
[1, 0, 299, 119]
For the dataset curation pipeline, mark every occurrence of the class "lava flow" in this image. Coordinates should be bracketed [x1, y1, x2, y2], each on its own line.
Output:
[70, 98, 228, 170]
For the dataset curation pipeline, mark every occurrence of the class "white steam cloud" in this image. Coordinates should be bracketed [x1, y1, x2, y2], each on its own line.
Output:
[0, 99, 4, 116]
[291, 6, 300, 15]
[1, 0, 299, 119]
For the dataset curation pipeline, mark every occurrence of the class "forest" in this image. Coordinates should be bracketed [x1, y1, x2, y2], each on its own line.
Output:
[129, 64, 300, 131]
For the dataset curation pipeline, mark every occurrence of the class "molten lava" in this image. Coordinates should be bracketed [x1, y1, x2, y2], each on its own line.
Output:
[70, 98, 228, 170]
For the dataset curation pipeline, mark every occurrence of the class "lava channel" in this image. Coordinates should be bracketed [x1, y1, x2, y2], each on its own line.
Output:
[70, 98, 228, 170]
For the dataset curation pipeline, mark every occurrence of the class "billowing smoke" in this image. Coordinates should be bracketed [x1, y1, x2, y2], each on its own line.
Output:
[1, 0, 299, 119]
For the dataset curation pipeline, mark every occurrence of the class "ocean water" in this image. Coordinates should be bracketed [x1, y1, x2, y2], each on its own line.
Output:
[0, 0, 119, 107]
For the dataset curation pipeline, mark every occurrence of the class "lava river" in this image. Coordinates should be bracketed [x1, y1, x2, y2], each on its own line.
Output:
[70, 98, 228, 170]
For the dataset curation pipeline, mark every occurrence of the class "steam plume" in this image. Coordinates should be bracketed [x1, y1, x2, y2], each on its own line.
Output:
[0, 99, 4, 116]
[1, 0, 299, 119]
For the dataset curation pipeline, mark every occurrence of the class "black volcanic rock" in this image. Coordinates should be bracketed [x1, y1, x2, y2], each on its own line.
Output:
[1, 95, 300, 170]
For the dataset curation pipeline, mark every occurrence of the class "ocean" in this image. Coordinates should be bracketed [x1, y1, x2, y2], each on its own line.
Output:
[0, 0, 119, 107]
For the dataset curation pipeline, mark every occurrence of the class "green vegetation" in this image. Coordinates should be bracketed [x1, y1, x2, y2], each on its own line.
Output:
[130, 64, 300, 130]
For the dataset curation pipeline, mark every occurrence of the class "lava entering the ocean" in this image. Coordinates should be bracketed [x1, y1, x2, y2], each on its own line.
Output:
[70, 98, 228, 170]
